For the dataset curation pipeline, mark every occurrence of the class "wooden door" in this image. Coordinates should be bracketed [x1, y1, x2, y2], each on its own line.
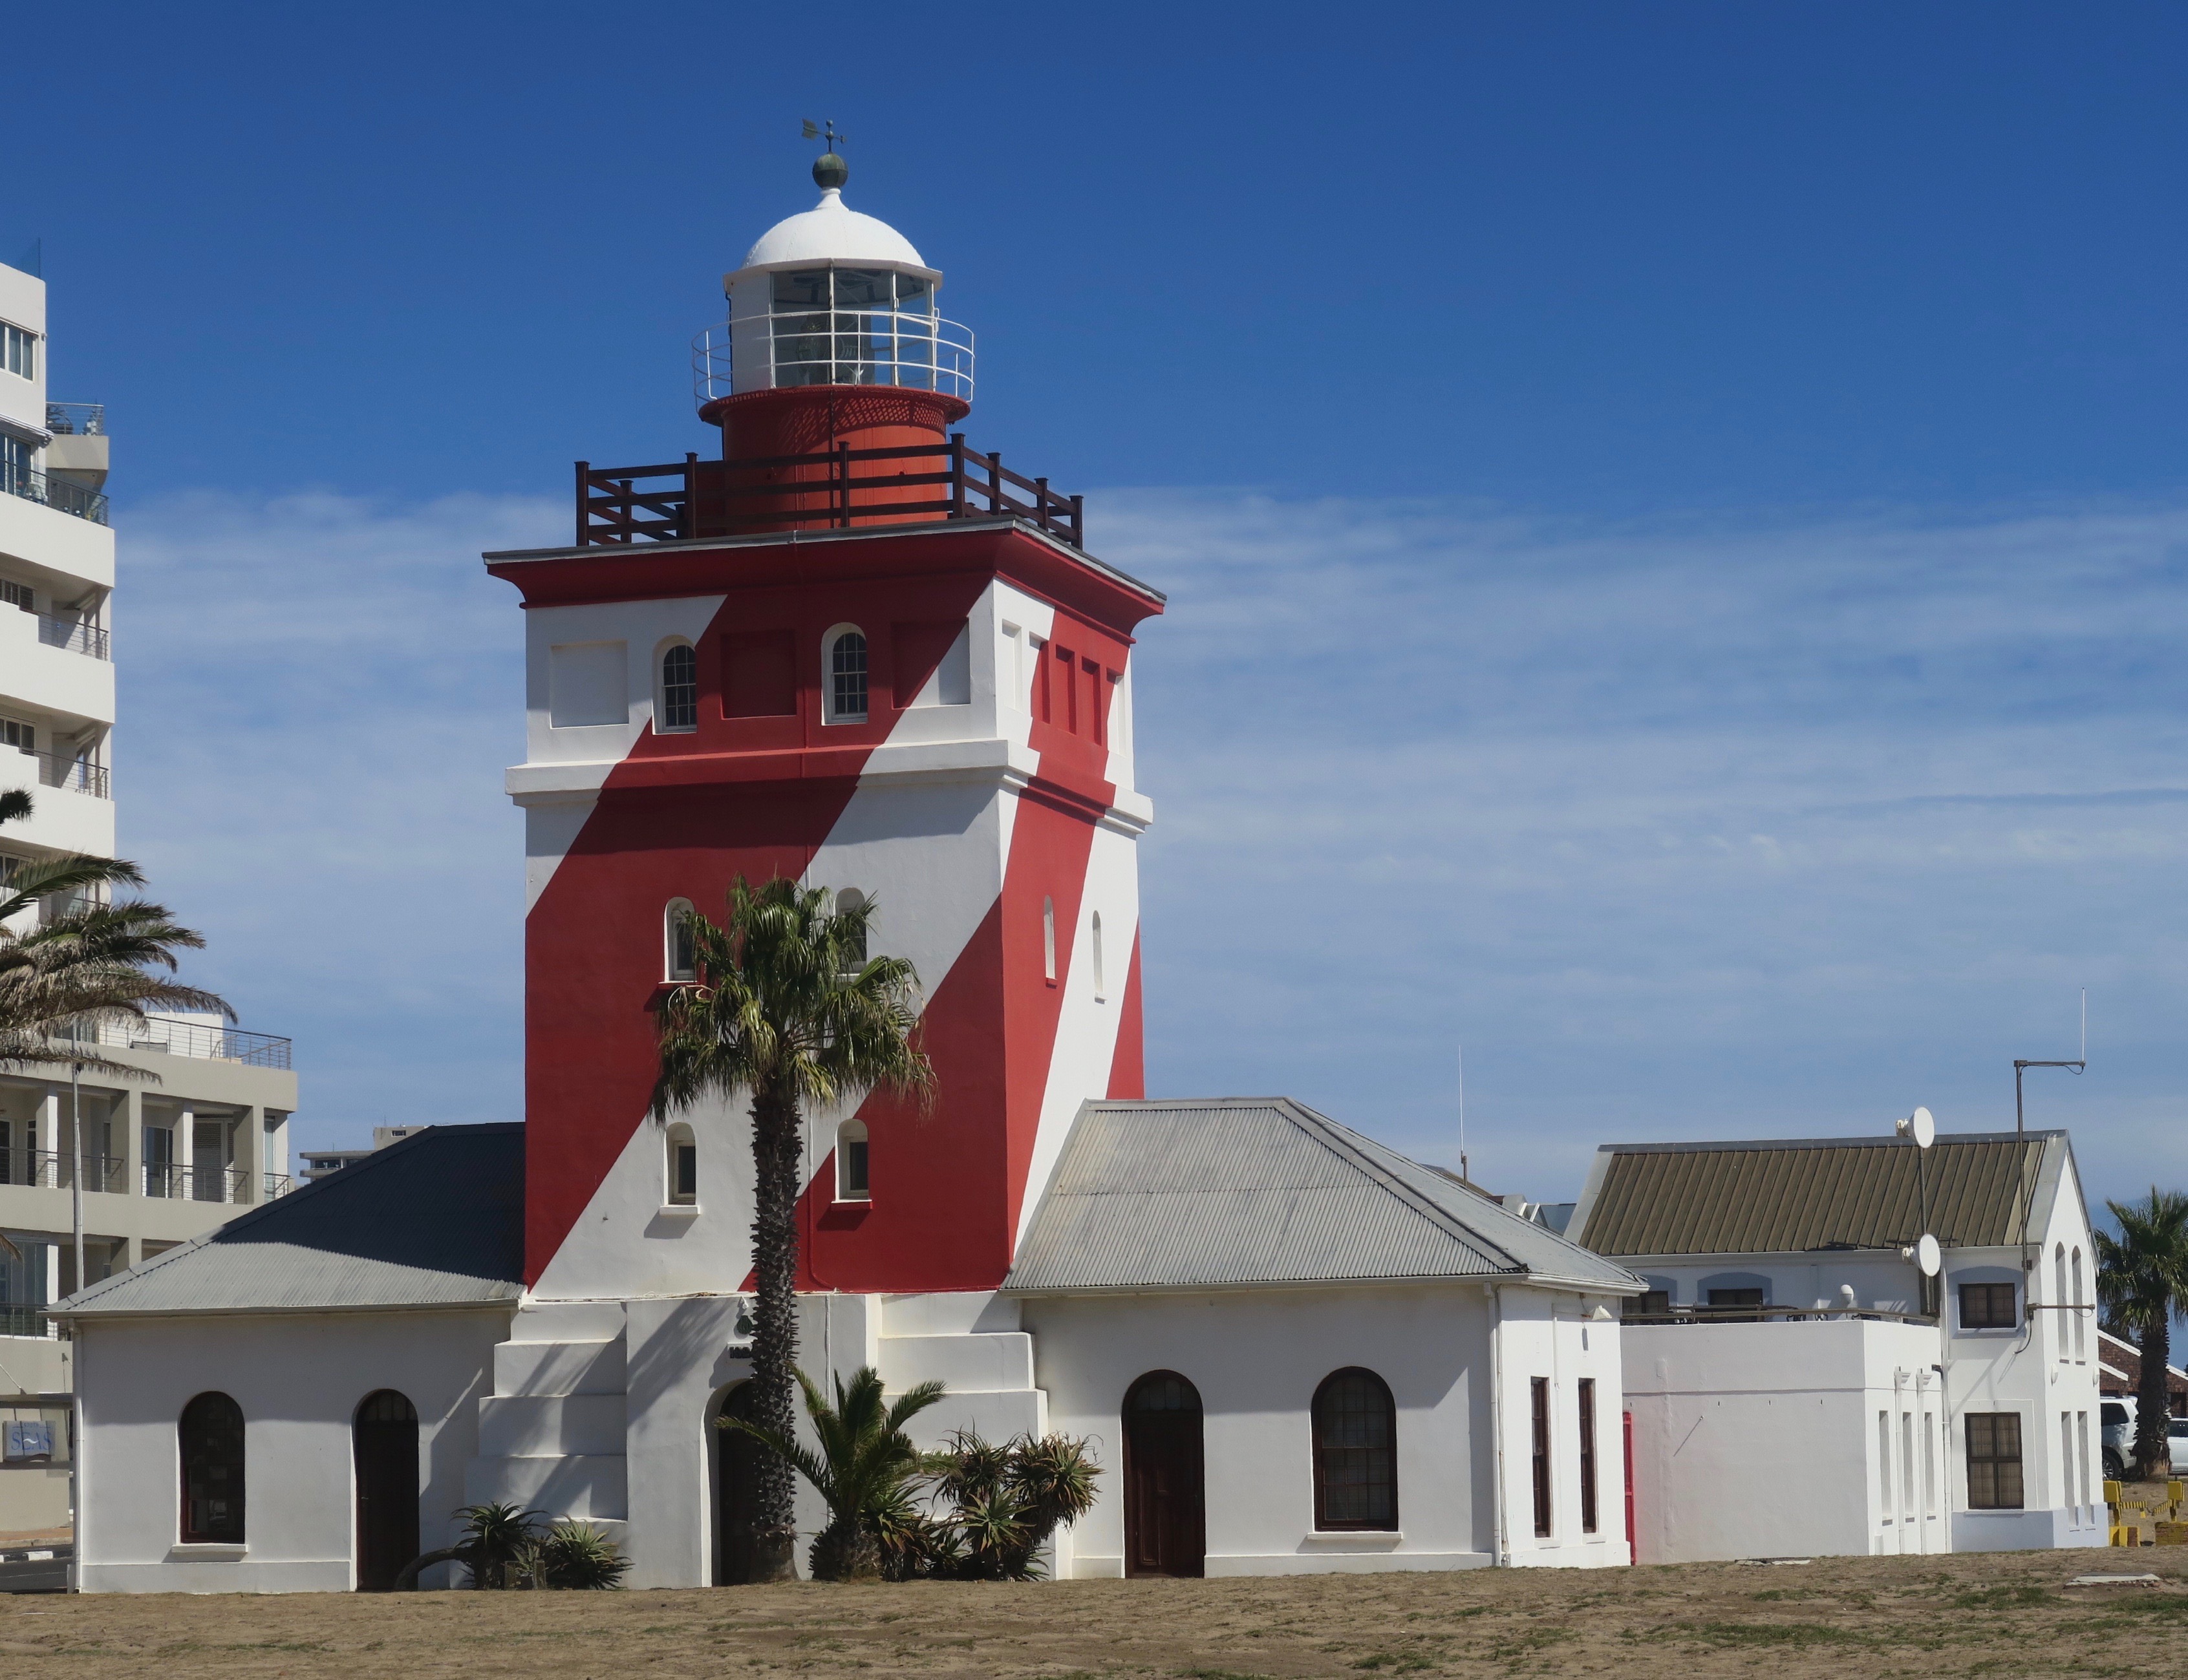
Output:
[715, 1382, 763, 1584]
[1124, 1371, 1205, 1578]
[353, 1390, 419, 1591]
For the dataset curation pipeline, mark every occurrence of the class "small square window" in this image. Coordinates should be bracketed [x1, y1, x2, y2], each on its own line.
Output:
[1960, 1282, 2017, 1330]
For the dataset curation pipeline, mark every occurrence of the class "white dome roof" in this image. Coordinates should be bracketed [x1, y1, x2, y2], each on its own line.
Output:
[736, 189, 932, 275]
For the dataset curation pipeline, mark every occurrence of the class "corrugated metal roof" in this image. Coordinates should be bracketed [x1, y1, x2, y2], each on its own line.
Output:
[55, 1124, 524, 1318]
[1005, 1099, 1642, 1295]
[1569, 1132, 2057, 1258]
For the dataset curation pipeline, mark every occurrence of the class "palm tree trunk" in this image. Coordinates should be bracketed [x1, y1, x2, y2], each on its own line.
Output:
[2137, 1312, 2172, 1480]
[746, 1080, 803, 1581]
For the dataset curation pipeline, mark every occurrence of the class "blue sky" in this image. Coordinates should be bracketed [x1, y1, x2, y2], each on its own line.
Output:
[16, 5, 2188, 1207]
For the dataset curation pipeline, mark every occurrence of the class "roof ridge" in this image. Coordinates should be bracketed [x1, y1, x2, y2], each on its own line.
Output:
[1272, 1100, 1526, 1273]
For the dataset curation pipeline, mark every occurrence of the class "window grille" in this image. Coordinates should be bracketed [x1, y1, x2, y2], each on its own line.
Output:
[1312, 1369, 1397, 1531]
[179, 1392, 246, 1543]
[1578, 1378, 1598, 1533]
[1966, 1412, 2024, 1509]
[1960, 1281, 2017, 1330]
[0, 579, 30, 612]
[829, 631, 868, 723]
[660, 644, 698, 731]
[1530, 1377, 1552, 1537]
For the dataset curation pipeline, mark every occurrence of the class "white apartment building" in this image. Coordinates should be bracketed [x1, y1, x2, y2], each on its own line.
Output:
[0, 251, 300, 1538]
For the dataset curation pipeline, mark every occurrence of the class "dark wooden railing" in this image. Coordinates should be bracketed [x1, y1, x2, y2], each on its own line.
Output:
[575, 434, 1084, 550]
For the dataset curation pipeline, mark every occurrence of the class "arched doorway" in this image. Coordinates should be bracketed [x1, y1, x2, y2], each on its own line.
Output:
[353, 1390, 419, 1591]
[713, 1381, 762, 1585]
[1122, 1370, 1204, 1578]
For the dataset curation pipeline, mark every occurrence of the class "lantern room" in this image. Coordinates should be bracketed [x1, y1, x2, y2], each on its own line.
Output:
[692, 151, 974, 460]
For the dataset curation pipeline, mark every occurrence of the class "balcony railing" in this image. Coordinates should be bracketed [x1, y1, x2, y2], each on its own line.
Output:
[36, 613, 107, 659]
[144, 1162, 252, 1204]
[0, 1149, 127, 1193]
[263, 1171, 294, 1200]
[43, 403, 105, 436]
[12, 749, 110, 798]
[577, 434, 1084, 551]
[50, 1015, 292, 1069]
[0, 1306, 52, 1339]
[692, 312, 975, 405]
[1621, 1304, 1939, 1327]
[0, 458, 109, 526]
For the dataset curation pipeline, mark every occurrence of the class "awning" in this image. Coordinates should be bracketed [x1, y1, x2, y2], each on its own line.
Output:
[0, 411, 51, 447]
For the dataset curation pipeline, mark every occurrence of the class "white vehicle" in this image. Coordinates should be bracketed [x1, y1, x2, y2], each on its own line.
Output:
[2099, 1401, 2188, 1478]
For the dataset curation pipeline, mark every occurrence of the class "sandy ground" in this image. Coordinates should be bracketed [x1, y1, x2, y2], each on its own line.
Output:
[2, 1549, 2185, 1680]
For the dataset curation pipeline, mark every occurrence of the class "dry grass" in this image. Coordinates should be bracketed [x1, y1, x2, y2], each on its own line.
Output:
[3, 1549, 2185, 1679]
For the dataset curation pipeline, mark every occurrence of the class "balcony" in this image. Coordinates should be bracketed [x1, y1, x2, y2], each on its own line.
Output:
[0, 1149, 127, 1193]
[43, 404, 104, 437]
[0, 458, 108, 527]
[142, 1162, 253, 1204]
[34, 613, 107, 660]
[52, 1015, 292, 1069]
[577, 434, 1083, 550]
[0, 1306, 52, 1339]
[12, 749, 110, 800]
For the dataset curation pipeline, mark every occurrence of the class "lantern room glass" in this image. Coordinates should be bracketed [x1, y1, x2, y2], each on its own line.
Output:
[769, 267, 945, 390]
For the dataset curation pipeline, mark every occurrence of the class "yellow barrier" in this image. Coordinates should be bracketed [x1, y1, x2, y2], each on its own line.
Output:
[2105, 1480, 2125, 1505]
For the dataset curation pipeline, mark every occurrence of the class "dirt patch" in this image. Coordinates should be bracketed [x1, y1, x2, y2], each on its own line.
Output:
[3, 1550, 2186, 1679]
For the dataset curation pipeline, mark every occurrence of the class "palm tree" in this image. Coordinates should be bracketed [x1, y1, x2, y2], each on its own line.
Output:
[0, 790, 231, 1262]
[724, 1364, 945, 1580]
[2095, 1189, 2188, 1478]
[652, 877, 932, 1580]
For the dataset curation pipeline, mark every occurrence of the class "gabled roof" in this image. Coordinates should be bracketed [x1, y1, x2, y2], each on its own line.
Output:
[1004, 1099, 1642, 1296]
[1567, 1131, 2070, 1259]
[55, 1124, 524, 1319]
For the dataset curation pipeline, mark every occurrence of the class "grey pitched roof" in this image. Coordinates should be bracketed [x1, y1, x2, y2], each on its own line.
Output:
[54, 1124, 525, 1319]
[1567, 1131, 2069, 1258]
[1003, 1099, 1643, 1295]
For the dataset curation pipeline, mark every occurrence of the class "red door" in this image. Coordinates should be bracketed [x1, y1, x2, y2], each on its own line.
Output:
[1124, 1372, 1205, 1578]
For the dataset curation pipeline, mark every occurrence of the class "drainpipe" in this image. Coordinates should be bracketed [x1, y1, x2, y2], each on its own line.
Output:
[1488, 1281, 1510, 1566]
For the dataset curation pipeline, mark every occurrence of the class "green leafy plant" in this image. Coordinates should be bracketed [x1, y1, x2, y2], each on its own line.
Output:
[654, 878, 934, 1581]
[918, 1429, 1102, 1580]
[722, 1364, 945, 1580]
[526, 1519, 632, 1590]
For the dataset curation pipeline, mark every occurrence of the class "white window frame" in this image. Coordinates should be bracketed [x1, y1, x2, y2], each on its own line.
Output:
[663, 898, 697, 983]
[835, 1119, 870, 1202]
[665, 1122, 698, 1208]
[822, 624, 869, 725]
[656, 640, 698, 734]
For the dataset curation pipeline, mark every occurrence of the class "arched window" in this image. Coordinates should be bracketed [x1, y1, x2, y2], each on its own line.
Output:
[664, 898, 698, 983]
[836, 1119, 870, 1202]
[825, 628, 868, 724]
[666, 1122, 698, 1206]
[2055, 1244, 2068, 1363]
[179, 1390, 246, 1544]
[835, 888, 868, 967]
[1091, 911, 1105, 1002]
[658, 643, 698, 733]
[2071, 1248, 2086, 1361]
[1042, 896, 1056, 983]
[1311, 1367, 1397, 1532]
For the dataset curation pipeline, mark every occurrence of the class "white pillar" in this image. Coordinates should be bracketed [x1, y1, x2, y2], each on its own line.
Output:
[122, 1087, 143, 1202]
[237, 1107, 263, 1205]
[33, 1089, 58, 1186]
[177, 1105, 195, 1201]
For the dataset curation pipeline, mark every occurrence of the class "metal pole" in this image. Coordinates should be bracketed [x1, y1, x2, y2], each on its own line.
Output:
[69, 1054, 84, 1300]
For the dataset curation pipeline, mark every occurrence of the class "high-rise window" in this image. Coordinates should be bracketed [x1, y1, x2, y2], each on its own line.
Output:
[1, 323, 35, 381]
[659, 644, 698, 732]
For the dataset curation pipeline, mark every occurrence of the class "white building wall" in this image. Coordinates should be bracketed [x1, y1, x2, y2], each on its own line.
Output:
[74, 1308, 509, 1593]
[1020, 1281, 1627, 1578]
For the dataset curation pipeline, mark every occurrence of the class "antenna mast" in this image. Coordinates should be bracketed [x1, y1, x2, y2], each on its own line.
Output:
[2012, 990, 2088, 1272]
[1457, 1045, 1468, 1184]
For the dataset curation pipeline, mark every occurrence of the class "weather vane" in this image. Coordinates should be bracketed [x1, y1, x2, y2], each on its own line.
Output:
[801, 118, 846, 153]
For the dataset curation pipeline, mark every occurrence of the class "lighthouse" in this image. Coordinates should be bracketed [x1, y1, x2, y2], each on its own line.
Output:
[59, 149, 1639, 1593]
[487, 147, 1162, 1308]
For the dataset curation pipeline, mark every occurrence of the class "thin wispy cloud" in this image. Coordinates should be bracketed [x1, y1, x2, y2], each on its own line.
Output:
[112, 489, 2188, 1202]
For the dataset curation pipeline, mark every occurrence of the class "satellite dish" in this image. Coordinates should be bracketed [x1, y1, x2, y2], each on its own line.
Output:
[1916, 1233, 1940, 1277]
[1896, 1106, 1936, 1149]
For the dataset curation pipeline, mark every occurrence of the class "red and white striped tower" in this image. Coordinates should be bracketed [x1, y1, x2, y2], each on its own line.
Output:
[488, 148, 1163, 1305]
